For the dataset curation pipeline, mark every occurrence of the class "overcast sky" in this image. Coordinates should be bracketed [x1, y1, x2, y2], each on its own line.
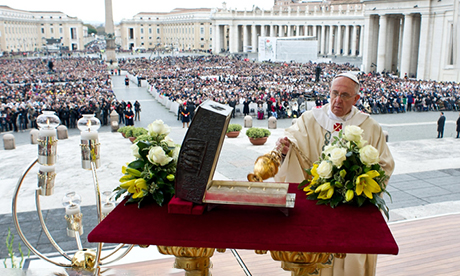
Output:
[2, 0, 275, 24]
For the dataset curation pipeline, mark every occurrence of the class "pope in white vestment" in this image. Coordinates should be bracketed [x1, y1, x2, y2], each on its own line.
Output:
[274, 73, 395, 276]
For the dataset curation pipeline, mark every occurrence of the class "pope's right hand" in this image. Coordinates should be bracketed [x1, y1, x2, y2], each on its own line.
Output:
[276, 137, 290, 155]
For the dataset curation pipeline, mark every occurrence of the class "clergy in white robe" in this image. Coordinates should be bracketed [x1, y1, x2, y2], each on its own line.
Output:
[274, 72, 395, 276]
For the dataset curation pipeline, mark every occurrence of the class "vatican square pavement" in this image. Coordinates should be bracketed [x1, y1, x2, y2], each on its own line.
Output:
[1, 73, 459, 266]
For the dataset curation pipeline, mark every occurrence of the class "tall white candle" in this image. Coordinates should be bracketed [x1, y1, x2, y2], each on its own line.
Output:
[39, 128, 57, 138]
[81, 131, 98, 140]
[39, 165, 55, 173]
[65, 204, 81, 216]
[101, 202, 115, 217]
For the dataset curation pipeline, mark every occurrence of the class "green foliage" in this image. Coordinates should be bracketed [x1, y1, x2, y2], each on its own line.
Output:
[117, 126, 135, 137]
[245, 127, 271, 138]
[227, 124, 242, 133]
[132, 127, 148, 138]
[84, 24, 97, 35]
[4, 228, 29, 268]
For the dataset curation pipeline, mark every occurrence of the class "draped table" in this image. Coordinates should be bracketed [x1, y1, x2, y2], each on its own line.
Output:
[88, 184, 398, 275]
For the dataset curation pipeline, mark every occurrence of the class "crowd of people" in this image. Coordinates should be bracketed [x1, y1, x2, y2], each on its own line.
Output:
[0, 57, 133, 133]
[1, 55, 460, 134]
[120, 55, 460, 120]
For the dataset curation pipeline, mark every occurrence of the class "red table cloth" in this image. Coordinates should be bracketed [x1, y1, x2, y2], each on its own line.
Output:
[88, 184, 398, 255]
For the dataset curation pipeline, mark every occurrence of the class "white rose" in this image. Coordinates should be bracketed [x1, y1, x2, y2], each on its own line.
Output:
[147, 146, 173, 166]
[316, 161, 333, 179]
[359, 145, 380, 166]
[172, 146, 181, 161]
[329, 147, 347, 168]
[344, 125, 363, 143]
[148, 120, 171, 136]
[323, 145, 337, 159]
[130, 143, 141, 158]
[162, 136, 175, 147]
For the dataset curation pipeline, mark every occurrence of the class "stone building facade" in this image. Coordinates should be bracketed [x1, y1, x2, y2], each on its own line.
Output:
[0, 5, 86, 53]
[118, 8, 212, 52]
[211, 0, 460, 81]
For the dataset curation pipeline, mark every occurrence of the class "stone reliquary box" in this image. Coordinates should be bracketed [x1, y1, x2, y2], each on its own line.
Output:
[174, 100, 295, 210]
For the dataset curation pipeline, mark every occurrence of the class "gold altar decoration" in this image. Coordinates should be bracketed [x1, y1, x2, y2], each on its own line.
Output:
[247, 150, 282, 182]
[71, 248, 97, 269]
[157, 246, 216, 276]
[261, 251, 346, 276]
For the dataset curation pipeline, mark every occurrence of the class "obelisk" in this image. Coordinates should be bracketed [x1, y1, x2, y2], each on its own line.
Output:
[105, 0, 117, 68]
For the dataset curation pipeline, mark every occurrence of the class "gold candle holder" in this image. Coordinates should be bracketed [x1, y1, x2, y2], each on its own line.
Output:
[80, 140, 101, 170]
[37, 165, 56, 196]
[38, 136, 58, 165]
[247, 150, 282, 182]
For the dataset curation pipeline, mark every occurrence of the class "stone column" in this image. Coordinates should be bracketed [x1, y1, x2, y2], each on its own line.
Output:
[337, 25, 342, 55]
[313, 25, 317, 38]
[343, 25, 350, 56]
[377, 15, 388, 73]
[270, 25, 275, 37]
[416, 13, 431, 79]
[104, 0, 117, 67]
[229, 24, 238, 53]
[362, 16, 375, 72]
[261, 25, 266, 37]
[243, 25, 249, 52]
[251, 25, 258, 52]
[359, 25, 364, 57]
[321, 25, 326, 55]
[351, 25, 358, 57]
[279, 25, 284, 37]
[328, 25, 334, 55]
[214, 24, 221, 54]
[400, 13, 413, 78]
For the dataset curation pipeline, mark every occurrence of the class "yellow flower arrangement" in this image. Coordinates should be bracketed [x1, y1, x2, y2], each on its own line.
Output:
[299, 125, 391, 218]
[114, 120, 180, 207]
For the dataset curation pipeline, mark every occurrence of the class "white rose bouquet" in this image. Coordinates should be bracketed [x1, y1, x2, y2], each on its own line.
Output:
[114, 120, 180, 207]
[299, 125, 391, 218]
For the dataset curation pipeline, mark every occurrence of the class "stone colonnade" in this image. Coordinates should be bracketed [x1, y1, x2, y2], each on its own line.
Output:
[363, 12, 421, 78]
[212, 22, 364, 58]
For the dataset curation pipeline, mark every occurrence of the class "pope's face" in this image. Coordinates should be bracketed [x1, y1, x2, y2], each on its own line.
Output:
[330, 77, 360, 117]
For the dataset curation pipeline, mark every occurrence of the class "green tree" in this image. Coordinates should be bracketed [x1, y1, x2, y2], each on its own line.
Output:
[84, 24, 97, 35]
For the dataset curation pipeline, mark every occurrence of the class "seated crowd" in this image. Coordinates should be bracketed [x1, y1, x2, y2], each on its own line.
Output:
[1, 55, 459, 133]
[120, 55, 460, 119]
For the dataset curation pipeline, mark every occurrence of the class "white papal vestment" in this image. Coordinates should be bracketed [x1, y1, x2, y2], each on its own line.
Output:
[275, 104, 395, 276]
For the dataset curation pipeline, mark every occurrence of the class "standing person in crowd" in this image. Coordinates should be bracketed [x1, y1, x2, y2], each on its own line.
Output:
[243, 98, 251, 116]
[275, 73, 394, 276]
[257, 102, 264, 120]
[456, 112, 460, 138]
[117, 102, 125, 125]
[124, 103, 134, 126]
[134, 100, 141, 121]
[187, 99, 196, 121]
[228, 96, 237, 118]
[437, 111, 446, 138]
[125, 75, 130, 87]
[181, 103, 190, 128]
